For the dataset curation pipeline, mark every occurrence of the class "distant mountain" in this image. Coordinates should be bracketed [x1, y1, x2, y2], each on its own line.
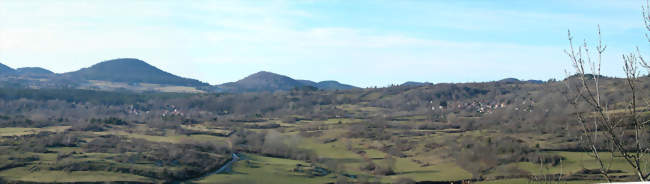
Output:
[565, 74, 610, 81]
[315, 81, 358, 90]
[498, 78, 545, 84]
[216, 71, 358, 93]
[217, 71, 306, 93]
[65, 58, 209, 86]
[0, 63, 15, 74]
[401, 81, 433, 86]
[498, 78, 520, 83]
[15, 67, 54, 75]
[525, 80, 544, 84]
[297, 80, 317, 87]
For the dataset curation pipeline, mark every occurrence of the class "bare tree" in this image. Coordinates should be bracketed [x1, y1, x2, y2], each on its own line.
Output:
[564, 2, 650, 181]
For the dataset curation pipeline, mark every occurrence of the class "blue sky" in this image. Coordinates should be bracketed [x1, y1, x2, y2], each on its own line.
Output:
[0, 0, 648, 87]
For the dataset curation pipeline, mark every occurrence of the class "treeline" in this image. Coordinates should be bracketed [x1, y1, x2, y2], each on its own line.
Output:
[1, 77, 648, 139]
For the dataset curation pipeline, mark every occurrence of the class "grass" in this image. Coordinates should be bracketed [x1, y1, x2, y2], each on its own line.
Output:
[0, 146, 176, 183]
[2, 111, 646, 184]
[181, 124, 232, 134]
[291, 121, 648, 183]
[0, 167, 153, 183]
[0, 126, 70, 136]
[478, 151, 649, 184]
[196, 154, 334, 184]
[0, 147, 154, 183]
[514, 151, 648, 176]
[297, 136, 368, 174]
[297, 130, 473, 182]
[476, 178, 598, 184]
[94, 130, 226, 143]
[319, 118, 364, 125]
[386, 159, 472, 182]
[0, 127, 33, 136]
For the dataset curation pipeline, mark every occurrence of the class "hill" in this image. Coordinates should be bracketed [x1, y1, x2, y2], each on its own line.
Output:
[15, 67, 55, 75]
[65, 58, 209, 87]
[0, 63, 15, 74]
[315, 80, 359, 90]
[497, 78, 544, 84]
[216, 71, 358, 93]
[401, 81, 433, 86]
[497, 78, 520, 83]
[217, 71, 306, 93]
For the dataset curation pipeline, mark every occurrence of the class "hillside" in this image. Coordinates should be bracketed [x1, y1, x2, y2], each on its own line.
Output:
[0, 61, 359, 93]
[497, 78, 545, 84]
[0, 76, 648, 183]
[0, 63, 15, 74]
[401, 81, 433, 86]
[216, 71, 358, 93]
[315, 80, 359, 90]
[65, 58, 209, 87]
[15, 67, 55, 75]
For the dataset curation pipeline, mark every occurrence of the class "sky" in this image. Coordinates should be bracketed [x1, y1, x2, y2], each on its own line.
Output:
[0, 0, 648, 87]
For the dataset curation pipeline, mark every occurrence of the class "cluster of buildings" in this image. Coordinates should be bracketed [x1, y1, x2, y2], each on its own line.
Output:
[430, 99, 537, 114]
[161, 104, 184, 117]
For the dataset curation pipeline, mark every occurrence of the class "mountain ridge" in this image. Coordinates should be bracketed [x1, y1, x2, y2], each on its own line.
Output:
[15, 67, 55, 75]
[64, 58, 209, 87]
[215, 71, 358, 93]
[0, 63, 15, 74]
[401, 81, 433, 87]
[0, 59, 559, 94]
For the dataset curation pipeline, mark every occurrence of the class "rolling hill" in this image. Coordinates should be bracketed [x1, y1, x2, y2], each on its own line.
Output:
[65, 58, 209, 87]
[314, 80, 358, 90]
[15, 67, 55, 75]
[0, 60, 359, 93]
[401, 81, 433, 87]
[216, 71, 358, 93]
[498, 78, 544, 84]
[0, 63, 15, 74]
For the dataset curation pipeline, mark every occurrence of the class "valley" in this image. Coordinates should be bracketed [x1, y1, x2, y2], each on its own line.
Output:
[0, 73, 647, 183]
[3, 0, 650, 183]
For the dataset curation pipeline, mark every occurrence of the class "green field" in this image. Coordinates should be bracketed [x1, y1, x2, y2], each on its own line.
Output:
[0, 126, 70, 137]
[0, 167, 152, 183]
[196, 154, 335, 184]
[2, 115, 645, 183]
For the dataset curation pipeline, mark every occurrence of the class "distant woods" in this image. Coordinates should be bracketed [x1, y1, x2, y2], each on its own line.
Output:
[0, 74, 648, 138]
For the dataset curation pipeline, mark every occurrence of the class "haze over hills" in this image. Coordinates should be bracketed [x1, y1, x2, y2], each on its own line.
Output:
[216, 71, 359, 93]
[497, 78, 545, 84]
[0, 59, 552, 93]
[401, 81, 434, 86]
[0, 59, 359, 93]
[64, 58, 210, 87]
[313, 80, 358, 90]
[0, 63, 14, 74]
[15, 67, 55, 75]
[0, 59, 555, 94]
